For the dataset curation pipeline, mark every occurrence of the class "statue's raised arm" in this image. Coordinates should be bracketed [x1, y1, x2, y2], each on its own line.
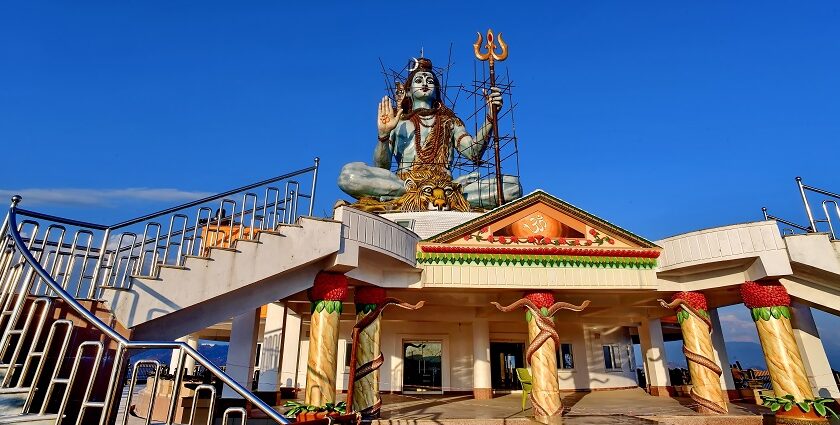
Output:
[373, 96, 402, 169]
[452, 87, 503, 162]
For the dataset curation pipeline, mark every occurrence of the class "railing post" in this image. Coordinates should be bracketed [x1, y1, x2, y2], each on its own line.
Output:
[796, 177, 817, 232]
[88, 228, 111, 299]
[762, 207, 769, 221]
[309, 157, 320, 216]
[1, 196, 22, 238]
[100, 343, 128, 425]
[166, 348, 186, 425]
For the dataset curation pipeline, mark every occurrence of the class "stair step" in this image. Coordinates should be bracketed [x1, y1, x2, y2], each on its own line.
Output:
[257, 230, 285, 236]
[0, 388, 29, 395]
[276, 223, 304, 229]
[209, 247, 239, 253]
[233, 238, 262, 245]
[0, 388, 30, 417]
[0, 413, 59, 424]
[157, 264, 189, 271]
[128, 275, 162, 281]
[182, 255, 213, 261]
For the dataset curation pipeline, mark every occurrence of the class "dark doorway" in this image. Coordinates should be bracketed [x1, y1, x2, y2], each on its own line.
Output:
[402, 341, 443, 394]
[490, 342, 525, 390]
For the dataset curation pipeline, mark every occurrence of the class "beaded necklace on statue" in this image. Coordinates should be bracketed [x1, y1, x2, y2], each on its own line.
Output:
[403, 103, 463, 174]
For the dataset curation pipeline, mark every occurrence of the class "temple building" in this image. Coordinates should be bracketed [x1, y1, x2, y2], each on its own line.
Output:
[233, 189, 839, 412]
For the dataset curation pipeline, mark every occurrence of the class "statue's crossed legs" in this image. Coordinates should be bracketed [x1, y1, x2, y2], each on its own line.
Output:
[339, 162, 522, 209]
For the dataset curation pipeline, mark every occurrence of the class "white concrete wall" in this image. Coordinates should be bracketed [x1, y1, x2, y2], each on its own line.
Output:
[293, 317, 637, 393]
[581, 325, 638, 389]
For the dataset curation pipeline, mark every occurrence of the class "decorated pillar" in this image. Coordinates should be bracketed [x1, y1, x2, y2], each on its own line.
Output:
[741, 282, 811, 399]
[492, 292, 589, 423]
[304, 272, 347, 406]
[348, 287, 423, 420]
[659, 292, 727, 414]
[740, 281, 836, 421]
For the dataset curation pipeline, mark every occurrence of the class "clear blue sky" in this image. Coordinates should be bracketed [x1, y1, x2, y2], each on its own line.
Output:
[1, 2, 839, 371]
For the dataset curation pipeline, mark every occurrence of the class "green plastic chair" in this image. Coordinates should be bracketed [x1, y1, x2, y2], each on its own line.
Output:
[515, 367, 532, 411]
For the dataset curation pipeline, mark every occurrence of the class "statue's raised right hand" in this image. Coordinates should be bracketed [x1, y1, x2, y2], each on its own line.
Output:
[377, 96, 402, 138]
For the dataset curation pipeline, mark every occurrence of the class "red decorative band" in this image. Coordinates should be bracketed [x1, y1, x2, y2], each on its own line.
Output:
[740, 280, 790, 308]
[355, 286, 386, 305]
[525, 291, 554, 309]
[419, 244, 660, 258]
[672, 291, 708, 311]
[311, 272, 348, 302]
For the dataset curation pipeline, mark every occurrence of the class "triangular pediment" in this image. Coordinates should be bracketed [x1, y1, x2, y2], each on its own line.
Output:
[425, 190, 659, 249]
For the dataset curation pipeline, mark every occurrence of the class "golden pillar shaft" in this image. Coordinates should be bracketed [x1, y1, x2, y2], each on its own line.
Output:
[304, 308, 340, 405]
[679, 314, 728, 414]
[352, 311, 381, 414]
[527, 316, 561, 422]
[755, 316, 813, 400]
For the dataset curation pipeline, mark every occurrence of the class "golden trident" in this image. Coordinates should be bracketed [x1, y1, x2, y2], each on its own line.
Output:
[473, 29, 508, 206]
[473, 29, 508, 66]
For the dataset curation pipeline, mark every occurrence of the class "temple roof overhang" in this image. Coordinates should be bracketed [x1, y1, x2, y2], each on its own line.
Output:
[412, 190, 662, 290]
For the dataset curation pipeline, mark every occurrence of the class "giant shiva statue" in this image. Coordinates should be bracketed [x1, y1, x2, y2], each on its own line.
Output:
[338, 58, 522, 212]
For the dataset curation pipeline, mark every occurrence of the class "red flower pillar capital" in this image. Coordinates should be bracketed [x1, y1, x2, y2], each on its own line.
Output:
[658, 291, 727, 414]
[304, 272, 348, 406]
[740, 281, 815, 419]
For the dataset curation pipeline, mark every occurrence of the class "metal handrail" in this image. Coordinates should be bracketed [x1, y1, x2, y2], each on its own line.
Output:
[112, 159, 318, 229]
[762, 207, 811, 232]
[13, 159, 319, 232]
[5, 201, 290, 424]
[796, 176, 840, 235]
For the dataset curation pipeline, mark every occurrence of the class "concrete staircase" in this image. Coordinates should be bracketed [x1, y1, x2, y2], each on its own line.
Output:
[101, 217, 343, 340]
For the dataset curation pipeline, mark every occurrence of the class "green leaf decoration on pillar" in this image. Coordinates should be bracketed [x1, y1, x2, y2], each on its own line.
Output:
[760, 307, 771, 321]
[540, 307, 549, 317]
[326, 301, 334, 314]
[770, 306, 781, 319]
[525, 310, 533, 322]
[780, 306, 791, 319]
[814, 402, 826, 416]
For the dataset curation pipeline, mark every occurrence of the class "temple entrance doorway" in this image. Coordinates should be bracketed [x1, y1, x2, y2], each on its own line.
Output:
[402, 340, 443, 394]
[490, 342, 525, 390]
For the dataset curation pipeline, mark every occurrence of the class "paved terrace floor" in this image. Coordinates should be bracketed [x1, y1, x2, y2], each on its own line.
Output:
[120, 387, 772, 424]
[371, 389, 767, 424]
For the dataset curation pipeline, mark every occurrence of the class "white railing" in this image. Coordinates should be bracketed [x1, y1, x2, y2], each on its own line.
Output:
[657, 220, 786, 271]
[338, 207, 418, 265]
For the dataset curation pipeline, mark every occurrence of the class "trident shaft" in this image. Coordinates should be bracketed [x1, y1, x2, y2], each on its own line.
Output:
[474, 29, 508, 206]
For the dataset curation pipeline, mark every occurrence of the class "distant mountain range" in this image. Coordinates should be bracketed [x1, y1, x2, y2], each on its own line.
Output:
[129, 342, 230, 368]
[667, 341, 767, 370]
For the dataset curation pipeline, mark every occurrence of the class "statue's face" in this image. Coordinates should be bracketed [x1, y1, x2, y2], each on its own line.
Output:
[409, 71, 436, 101]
